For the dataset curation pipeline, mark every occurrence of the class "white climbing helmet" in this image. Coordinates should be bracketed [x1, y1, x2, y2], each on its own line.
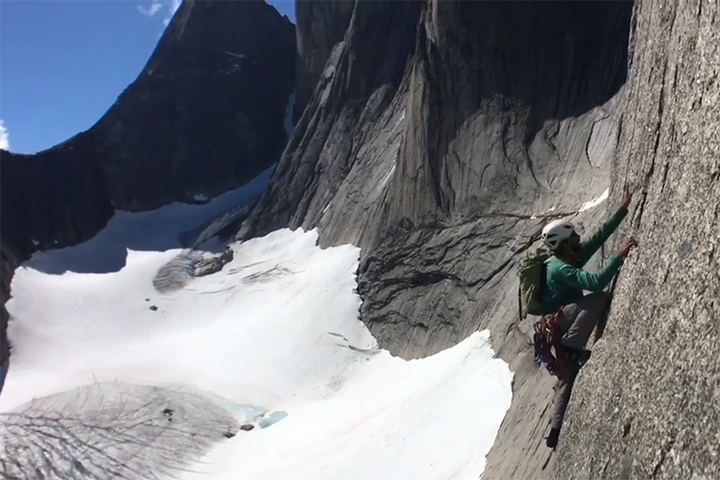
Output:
[541, 219, 576, 251]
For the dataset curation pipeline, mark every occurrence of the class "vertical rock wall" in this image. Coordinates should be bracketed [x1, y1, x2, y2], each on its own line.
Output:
[554, 1, 720, 478]
[294, 0, 354, 123]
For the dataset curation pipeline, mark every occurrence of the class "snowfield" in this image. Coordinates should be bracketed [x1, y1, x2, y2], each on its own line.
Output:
[0, 188, 514, 479]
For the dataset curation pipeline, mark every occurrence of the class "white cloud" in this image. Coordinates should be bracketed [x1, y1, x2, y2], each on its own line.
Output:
[137, 1, 162, 17]
[0, 120, 9, 151]
[137, 0, 181, 26]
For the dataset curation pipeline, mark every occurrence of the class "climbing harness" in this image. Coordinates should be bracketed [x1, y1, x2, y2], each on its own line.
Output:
[533, 308, 591, 378]
[532, 308, 568, 378]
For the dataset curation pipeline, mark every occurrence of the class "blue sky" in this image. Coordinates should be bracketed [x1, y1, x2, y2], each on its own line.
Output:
[0, 0, 295, 154]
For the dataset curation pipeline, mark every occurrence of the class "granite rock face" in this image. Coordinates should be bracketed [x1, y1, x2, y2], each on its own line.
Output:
[294, 0, 354, 123]
[240, 0, 635, 477]
[238, 0, 423, 245]
[554, 1, 720, 478]
[0, 0, 295, 369]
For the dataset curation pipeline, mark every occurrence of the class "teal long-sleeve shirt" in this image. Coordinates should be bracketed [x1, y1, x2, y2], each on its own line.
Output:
[541, 206, 628, 313]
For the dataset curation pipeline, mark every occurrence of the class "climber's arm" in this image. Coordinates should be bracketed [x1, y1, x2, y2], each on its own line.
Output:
[555, 257, 623, 293]
[578, 206, 628, 264]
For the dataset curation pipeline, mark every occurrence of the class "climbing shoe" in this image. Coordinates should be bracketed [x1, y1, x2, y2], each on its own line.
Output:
[546, 427, 560, 449]
[565, 347, 592, 368]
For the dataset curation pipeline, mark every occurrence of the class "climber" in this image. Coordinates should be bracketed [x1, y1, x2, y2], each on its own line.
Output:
[540, 186, 637, 449]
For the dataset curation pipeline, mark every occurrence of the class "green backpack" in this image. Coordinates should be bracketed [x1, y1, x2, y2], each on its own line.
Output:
[518, 246, 551, 318]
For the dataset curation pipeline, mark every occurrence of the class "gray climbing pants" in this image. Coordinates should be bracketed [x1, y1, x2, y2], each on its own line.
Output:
[558, 292, 611, 351]
[549, 292, 611, 430]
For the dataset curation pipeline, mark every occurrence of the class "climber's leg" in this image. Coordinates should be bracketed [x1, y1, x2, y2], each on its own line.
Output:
[558, 292, 611, 351]
[547, 362, 580, 448]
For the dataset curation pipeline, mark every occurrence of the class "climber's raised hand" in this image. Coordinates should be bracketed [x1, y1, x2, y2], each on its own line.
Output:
[617, 237, 638, 259]
[622, 184, 635, 209]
